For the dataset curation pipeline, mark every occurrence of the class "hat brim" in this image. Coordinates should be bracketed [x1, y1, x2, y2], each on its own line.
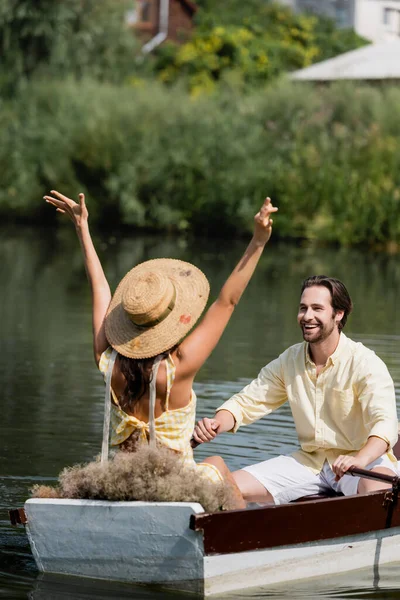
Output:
[105, 259, 210, 359]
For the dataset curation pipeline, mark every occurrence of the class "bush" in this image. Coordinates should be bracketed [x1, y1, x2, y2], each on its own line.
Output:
[153, 2, 367, 95]
[155, 21, 318, 95]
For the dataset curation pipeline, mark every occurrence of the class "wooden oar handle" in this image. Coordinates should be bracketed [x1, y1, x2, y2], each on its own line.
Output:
[190, 437, 200, 449]
[348, 465, 400, 485]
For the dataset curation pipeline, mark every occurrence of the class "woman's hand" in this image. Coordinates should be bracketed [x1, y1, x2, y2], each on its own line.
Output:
[44, 190, 88, 229]
[253, 197, 278, 245]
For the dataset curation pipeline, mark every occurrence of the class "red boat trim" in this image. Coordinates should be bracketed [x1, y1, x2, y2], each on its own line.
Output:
[190, 490, 400, 555]
[9, 508, 27, 526]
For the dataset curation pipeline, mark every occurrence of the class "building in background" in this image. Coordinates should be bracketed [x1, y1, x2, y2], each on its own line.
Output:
[127, 0, 197, 51]
[279, 0, 400, 43]
[291, 38, 400, 80]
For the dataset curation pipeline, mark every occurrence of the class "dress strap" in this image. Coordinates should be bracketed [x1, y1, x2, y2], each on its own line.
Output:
[101, 348, 118, 463]
[149, 356, 163, 447]
[164, 354, 176, 410]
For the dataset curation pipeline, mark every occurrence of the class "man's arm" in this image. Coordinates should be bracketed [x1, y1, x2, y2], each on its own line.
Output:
[332, 436, 389, 480]
[193, 357, 288, 445]
[332, 353, 398, 479]
[357, 354, 398, 449]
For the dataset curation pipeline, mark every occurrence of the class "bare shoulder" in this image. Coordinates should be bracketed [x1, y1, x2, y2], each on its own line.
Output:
[171, 345, 184, 363]
[170, 346, 195, 383]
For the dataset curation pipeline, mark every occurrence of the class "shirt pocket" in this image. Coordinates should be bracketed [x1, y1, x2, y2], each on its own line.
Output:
[330, 388, 355, 419]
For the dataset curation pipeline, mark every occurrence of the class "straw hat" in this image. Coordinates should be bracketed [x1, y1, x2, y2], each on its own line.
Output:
[105, 258, 210, 359]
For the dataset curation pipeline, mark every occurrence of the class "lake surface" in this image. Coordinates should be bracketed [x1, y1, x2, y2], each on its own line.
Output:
[2, 225, 400, 599]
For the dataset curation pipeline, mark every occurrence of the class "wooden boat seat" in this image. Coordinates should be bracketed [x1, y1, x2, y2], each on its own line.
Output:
[292, 491, 343, 502]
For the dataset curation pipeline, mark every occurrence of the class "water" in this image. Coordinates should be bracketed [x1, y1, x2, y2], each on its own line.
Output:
[1, 225, 400, 599]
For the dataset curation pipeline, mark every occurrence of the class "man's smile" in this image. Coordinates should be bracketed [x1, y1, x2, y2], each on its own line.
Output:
[302, 323, 320, 330]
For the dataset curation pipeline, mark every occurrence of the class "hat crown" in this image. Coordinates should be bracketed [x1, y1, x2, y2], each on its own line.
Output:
[122, 272, 175, 327]
[105, 258, 210, 359]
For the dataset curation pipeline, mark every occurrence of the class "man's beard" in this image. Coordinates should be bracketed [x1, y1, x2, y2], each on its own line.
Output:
[301, 318, 336, 344]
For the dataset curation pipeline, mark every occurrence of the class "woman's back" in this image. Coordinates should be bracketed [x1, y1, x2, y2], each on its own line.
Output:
[103, 348, 195, 421]
[99, 348, 198, 457]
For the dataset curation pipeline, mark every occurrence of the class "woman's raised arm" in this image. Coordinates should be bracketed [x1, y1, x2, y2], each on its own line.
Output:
[44, 191, 111, 365]
[177, 197, 278, 376]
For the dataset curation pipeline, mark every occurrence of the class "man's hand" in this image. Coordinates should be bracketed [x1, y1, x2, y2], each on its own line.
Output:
[44, 190, 89, 229]
[193, 417, 220, 445]
[333, 437, 390, 481]
[253, 197, 278, 246]
[332, 454, 368, 481]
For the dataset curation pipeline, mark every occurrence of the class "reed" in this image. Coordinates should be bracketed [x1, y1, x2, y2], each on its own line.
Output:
[31, 446, 232, 512]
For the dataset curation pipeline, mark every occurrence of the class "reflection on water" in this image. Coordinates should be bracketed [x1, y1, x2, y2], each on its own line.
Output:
[1, 225, 400, 598]
[28, 573, 184, 600]
[223, 564, 400, 599]
[22, 566, 400, 600]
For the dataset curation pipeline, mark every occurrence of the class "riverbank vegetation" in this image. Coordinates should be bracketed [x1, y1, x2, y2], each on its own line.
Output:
[1, 0, 399, 248]
[3, 79, 400, 247]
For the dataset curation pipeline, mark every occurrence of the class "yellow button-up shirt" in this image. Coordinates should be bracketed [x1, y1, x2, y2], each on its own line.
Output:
[217, 333, 398, 473]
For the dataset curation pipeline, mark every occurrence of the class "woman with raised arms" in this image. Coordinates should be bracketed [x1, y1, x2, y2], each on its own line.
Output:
[44, 190, 278, 509]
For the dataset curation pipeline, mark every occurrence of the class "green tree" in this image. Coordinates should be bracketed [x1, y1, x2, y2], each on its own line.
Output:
[0, 0, 138, 95]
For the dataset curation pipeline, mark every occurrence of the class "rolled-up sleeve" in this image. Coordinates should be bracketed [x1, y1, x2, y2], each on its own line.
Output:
[216, 357, 288, 432]
[357, 354, 398, 448]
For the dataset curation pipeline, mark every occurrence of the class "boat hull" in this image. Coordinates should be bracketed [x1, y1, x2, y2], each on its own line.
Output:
[204, 528, 400, 595]
[25, 499, 206, 594]
[22, 492, 400, 596]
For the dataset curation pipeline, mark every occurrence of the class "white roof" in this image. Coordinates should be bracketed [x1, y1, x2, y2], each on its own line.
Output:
[291, 40, 400, 81]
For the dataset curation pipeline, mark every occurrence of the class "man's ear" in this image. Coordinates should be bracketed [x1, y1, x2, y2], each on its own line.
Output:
[335, 310, 344, 326]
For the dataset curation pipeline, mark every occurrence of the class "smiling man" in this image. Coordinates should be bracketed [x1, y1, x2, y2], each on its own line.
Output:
[193, 275, 399, 504]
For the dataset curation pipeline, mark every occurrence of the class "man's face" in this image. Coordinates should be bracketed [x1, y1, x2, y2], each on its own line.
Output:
[297, 286, 343, 344]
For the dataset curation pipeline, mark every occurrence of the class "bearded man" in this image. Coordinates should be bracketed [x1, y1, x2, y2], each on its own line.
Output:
[193, 275, 399, 504]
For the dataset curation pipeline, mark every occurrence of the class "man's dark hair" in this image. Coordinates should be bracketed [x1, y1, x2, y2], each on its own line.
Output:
[300, 275, 353, 331]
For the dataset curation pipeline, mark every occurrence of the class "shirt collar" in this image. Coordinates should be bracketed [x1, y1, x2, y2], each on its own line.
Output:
[305, 332, 348, 366]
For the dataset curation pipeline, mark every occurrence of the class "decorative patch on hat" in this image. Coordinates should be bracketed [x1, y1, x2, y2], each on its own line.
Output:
[179, 314, 192, 324]
[179, 270, 192, 277]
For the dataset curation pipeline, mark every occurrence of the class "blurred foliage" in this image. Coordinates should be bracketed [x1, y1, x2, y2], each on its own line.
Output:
[194, 0, 367, 60]
[155, 22, 317, 96]
[0, 0, 390, 250]
[0, 0, 139, 94]
[0, 0, 367, 98]
[2, 78, 400, 248]
[311, 14, 367, 61]
[154, 2, 367, 94]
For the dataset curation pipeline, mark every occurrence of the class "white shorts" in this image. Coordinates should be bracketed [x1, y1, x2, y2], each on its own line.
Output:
[242, 454, 399, 505]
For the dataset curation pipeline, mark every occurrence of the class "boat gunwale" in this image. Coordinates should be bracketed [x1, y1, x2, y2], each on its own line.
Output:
[191, 488, 400, 555]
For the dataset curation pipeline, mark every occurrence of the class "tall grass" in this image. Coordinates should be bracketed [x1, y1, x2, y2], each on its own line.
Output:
[2, 78, 400, 247]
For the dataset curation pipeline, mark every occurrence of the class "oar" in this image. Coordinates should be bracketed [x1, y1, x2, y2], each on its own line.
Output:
[348, 467, 400, 529]
[348, 465, 400, 486]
